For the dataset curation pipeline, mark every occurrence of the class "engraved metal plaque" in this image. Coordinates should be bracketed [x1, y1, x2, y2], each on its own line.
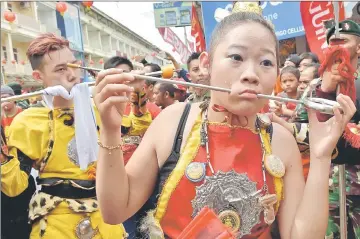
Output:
[192, 170, 262, 238]
[67, 137, 79, 166]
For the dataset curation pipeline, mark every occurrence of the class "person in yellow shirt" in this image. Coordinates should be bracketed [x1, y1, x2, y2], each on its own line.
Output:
[0, 33, 127, 238]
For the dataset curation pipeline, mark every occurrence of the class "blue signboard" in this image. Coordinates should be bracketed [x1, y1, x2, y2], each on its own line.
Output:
[153, 2, 192, 28]
[201, 1, 305, 48]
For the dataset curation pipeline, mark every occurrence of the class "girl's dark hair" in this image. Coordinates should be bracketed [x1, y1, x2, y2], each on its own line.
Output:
[280, 66, 300, 81]
[209, 12, 279, 66]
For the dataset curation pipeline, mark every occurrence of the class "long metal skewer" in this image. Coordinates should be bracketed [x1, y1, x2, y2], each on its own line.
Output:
[257, 94, 301, 104]
[69, 64, 100, 72]
[135, 74, 231, 93]
[0, 64, 342, 116]
[332, 2, 347, 239]
[0, 73, 231, 103]
[66, 64, 343, 107]
[67, 63, 171, 77]
[0, 74, 341, 117]
[0, 81, 95, 103]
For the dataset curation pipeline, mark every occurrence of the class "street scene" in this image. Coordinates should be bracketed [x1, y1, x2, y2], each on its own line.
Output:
[1, 1, 360, 239]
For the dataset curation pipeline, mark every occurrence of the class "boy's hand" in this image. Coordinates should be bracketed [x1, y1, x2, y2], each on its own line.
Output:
[270, 101, 283, 116]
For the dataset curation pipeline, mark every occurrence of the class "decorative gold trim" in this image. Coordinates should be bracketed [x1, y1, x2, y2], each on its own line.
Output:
[292, 124, 297, 138]
[260, 127, 284, 212]
[232, 2, 263, 15]
[204, 118, 259, 134]
[39, 111, 55, 172]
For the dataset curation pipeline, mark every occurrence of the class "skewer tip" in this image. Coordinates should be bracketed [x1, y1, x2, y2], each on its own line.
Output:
[67, 63, 81, 68]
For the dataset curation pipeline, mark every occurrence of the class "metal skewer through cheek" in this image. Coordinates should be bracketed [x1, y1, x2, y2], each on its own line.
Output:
[0, 75, 340, 115]
[66, 63, 173, 78]
[0, 64, 342, 115]
[256, 94, 343, 115]
[66, 63, 231, 93]
[0, 66, 230, 103]
[133, 74, 231, 93]
[66, 63, 343, 115]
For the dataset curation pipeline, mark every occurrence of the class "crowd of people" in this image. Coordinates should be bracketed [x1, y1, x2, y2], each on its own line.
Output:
[1, 2, 360, 239]
[0, 33, 214, 239]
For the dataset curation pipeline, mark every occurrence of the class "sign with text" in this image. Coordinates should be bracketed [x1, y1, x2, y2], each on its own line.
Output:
[201, 1, 305, 48]
[158, 27, 191, 64]
[153, 2, 192, 28]
[300, 2, 345, 62]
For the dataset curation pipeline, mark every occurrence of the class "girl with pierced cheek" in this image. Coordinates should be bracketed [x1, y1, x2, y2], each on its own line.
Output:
[94, 9, 356, 239]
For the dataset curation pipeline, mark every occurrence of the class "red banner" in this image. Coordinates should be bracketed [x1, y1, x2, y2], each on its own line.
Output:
[300, 2, 345, 62]
[158, 27, 192, 64]
[191, 3, 206, 52]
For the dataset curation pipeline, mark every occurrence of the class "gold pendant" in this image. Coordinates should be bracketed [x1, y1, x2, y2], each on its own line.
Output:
[185, 162, 206, 183]
[259, 194, 277, 225]
[257, 114, 271, 127]
[218, 209, 241, 232]
[264, 154, 285, 178]
[75, 217, 98, 239]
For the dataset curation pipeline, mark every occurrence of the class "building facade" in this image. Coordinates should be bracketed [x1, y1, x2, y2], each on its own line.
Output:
[1, 1, 167, 89]
[78, 3, 167, 71]
[1, 1, 60, 88]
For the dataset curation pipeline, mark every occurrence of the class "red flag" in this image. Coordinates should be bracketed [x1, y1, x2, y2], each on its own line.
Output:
[300, 2, 345, 62]
[191, 3, 206, 52]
